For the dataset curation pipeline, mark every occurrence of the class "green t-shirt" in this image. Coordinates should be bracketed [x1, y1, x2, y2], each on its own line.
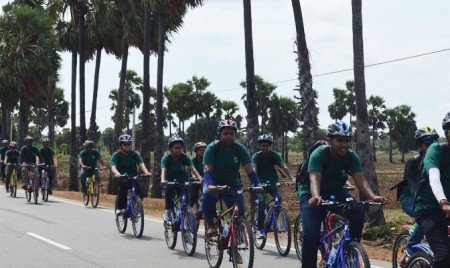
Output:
[298, 145, 362, 197]
[252, 150, 283, 184]
[399, 185, 411, 206]
[40, 148, 55, 166]
[110, 151, 143, 177]
[79, 149, 102, 168]
[161, 153, 193, 183]
[20, 145, 41, 163]
[0, 146, 9, 160]
[415, 143, 450, 213]
[5, 150, 20, 164]
[191, 156, 204, 177]
[203, 141, 252, 186]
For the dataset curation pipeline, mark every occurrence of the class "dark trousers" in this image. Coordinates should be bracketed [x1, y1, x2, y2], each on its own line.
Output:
[1, 162, 5, 180]
[416, 208, 450, 268]
[116, 178, 143, 210]
[189, 183, 202, 208]
[257, 187, 281, 229]
[165, 185, 184, 210]
[39, 167, 54, 189]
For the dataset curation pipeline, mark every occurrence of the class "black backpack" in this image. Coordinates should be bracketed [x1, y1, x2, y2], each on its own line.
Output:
[295, 141, 352, 191]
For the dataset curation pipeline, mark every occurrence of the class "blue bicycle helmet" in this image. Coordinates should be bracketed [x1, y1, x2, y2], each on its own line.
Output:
[258, 134, 273, 144]
[327, 121, 352, 137]
[168, 135, 184, 149]
[119, 134, 132, 144]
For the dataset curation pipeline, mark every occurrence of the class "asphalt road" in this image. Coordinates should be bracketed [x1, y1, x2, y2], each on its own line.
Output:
[0, 186, 391, 268]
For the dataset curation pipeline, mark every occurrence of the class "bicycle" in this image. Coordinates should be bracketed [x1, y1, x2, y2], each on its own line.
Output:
[23, 163, 43, 204]
[392, 223, 416, 268]
[249, 182, 291, 256]
[163, 180, 198, 256]
[115, 174, 147, 238]
[204, 185, 255, 268]
[82, 167, 102, 208]
[7, 163, 19, 198]
[40, 165, 52, 202]
[294, 197, 379, 267]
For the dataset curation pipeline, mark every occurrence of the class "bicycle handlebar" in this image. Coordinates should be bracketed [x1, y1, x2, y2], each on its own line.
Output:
[320, 199, 382, 207]
[119, 174, 151, 180]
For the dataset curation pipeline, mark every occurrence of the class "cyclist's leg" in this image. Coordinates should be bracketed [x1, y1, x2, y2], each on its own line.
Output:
[256, 193, 266, 229]
[134, 180, 144, 199]
[300, 193, 326, 267]
[202, 183, 218, 225]
[416, 209, 450, 268]
[165, 185, 175, 210]
[402, 196, 424, 253]
[116, 178, 129, 210]
[80, 169, 88, 194]
[5, 165, 12, 190]
[222, 187, 245, 217]
[331, 189, 365, 241]
[33, 166, 39, 186]
[189, 183, 199, 207]
[21, 166, 28, 188]
[94, 169, 100, 183]
[47, 168, 54, 191]
[1, 162, 5, 181]
[267, 187, 282, 204]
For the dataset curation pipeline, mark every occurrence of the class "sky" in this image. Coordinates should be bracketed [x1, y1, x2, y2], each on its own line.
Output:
[2, 0, 450, 138]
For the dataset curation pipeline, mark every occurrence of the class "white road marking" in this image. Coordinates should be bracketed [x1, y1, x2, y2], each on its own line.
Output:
[27, 232, 72, 250]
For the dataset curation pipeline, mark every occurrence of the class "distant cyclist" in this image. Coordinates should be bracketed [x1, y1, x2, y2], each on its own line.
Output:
[4, 141, 19, 192]
[190, 141, 207, 209]
[111, 134, 151, 215]
[79, 140, 106, 196]
[1, 139, 9, 182]
[298, 121, 386, 267]
[414, 112, 450, 268]
[252, 133, 295, 239]
[19, 136, 43, 191]
[39, 138, 58, 194]
[202, 119, 262, 236]
[160, 135, 202, 221]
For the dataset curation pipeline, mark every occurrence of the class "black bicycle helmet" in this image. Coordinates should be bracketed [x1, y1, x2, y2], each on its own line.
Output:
[327, 120, 352, 137]
[442, 112, 450, 130]
[119, 134, 132, 144]
[168, 135, 184, 149]
[217, 119, 237, 133]
[258, 134, 273, 144]
[194, 141, 207, 152]
[414, 126, 439, 144]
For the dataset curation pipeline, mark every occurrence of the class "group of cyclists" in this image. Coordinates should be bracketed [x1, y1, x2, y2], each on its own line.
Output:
[1, 136, 57, 195]
[3, 112, 450, 267]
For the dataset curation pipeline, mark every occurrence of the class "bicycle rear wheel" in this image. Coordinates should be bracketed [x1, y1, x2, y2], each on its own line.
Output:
[131, 197, 144, 238]
[42, 177, 49, 202]
[344, 241, 370, 268]
[33, 178, 39, 204]
[231, 218, 254, 268]
[392, 231, 410, 268]
[251, 203, 266, 249]
[181, 206, 198, 256]
[274, 207, 291, 256]
[26, 184, 31, 202]
[164, 210, 177, 249]
[205, 221, 223, 268]
[293, 214, 302, 261]
[91, 181, 100, 208]
[405, 251, 433, 268]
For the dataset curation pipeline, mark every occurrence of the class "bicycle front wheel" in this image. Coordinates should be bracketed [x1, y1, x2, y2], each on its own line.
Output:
[164, 210, 177, 249]
[42, 177, 49, 202]
[131, 197, 144, 238]
[11, 174, 17, 197]
[83, 184, 90, 206]
[181, 206, 198, 256]
[274, 207, 291, 256]
[33, 179, 39, 204]
[405, 251, 433, 268]
[91, 181, 100, 208]
[231, 218, 254, 268]
[251, 203, 266, 249]
[344, 241, 370, 268]
[293, 214, 303, 261]
[26, 184, 31, 202]
[205, 221, 223, 268]
[392, 231, 410, 268]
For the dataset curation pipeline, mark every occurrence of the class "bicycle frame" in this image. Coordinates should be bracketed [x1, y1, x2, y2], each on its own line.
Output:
[167, 181, 191, 231]
[125, 178, 140, 218]
[260, 184, 286, 232]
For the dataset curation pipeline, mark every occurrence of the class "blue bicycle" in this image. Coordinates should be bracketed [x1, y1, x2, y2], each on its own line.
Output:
[115, 174, 148, 238]
[163, 180, 198, 256]
[249, 182, 291, 256]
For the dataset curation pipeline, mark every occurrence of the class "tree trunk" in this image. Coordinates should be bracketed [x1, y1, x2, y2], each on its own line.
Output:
[152, 12, 166, 198]
[47, 71, 56, 145]
[70, 50, 79, 191]
[372, 124, 377, 162]
[140, 9, 152, 198]
[78, 10, 87, 143]
[18, 95, 29, 144]
[291, 0, 319, 158]
[243, 0, 259, 155]
[88, 46, 102, 142]
[389, 132, 393, 163]
[352, 0, 384, 225]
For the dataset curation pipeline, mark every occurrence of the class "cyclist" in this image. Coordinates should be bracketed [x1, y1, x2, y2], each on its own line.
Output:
[190, 141, 207, 210]
[391, 126, 438, 256]
[298, 121, 386, 267]
[1, 139, 9, 182]
[4, 141, 19, 192]
[202, 119, 262, 236]
[414, 112, 450, 268]
[252, 133, 295, 239]
[79, 140, 106, 196]
[19, 136, 43, 191]
[161, 135, 202, 221]
[110, 134, 151, 215]
[39, 138, 58, 195]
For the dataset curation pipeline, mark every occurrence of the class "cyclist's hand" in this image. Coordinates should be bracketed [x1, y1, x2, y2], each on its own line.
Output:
[441, 203, 450, 217]
[161, 180, 168, 187]
[309, 196, 321, 207]
[372, 195, 387, 205]
[143, 172, 152, 177]
[208, 184, 218, 193]
[114, 173, 122, 179]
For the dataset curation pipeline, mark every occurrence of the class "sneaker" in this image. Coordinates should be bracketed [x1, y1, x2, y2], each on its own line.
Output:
[256, 229, 266, 239]
[48, 189, 53, 195]
[163, 211, 172, 222]
[115, 209, 125, 216]
[207, 226, 218, 236]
